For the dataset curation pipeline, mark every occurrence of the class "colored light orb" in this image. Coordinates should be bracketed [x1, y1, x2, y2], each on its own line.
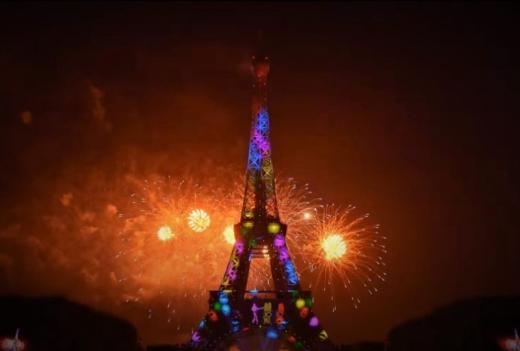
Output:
[223, 225, 236, 245]
[319, 330, 329, 341]
[309, 316, 319, 327]
[221, 304, 231, 316]
[285, 261, 299, 285]
[299, 307, 309, 318]
[236, 241, 245, 254]
[156, 225, 174, 241]
[295, 298, 305, 309]
[243, 221, 254, 229]
[274, 234, 285, 248]
[208, 310, 218, 322]
[305, 297, 313, 307]
[321, 233, 347, 261]
[267, 222, 281, 234]
[275, 315, 284, 325]
[303, 212, 312, 220]
[191, 331, 201, 343]
[266, 327, 279, 339]
[187, 209, 211, 233]
[198, 319, 206, 329]
[219, 293, 229, 305]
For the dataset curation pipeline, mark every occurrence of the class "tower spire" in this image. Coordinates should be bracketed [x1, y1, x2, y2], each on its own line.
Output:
[241, 48, 279, 221]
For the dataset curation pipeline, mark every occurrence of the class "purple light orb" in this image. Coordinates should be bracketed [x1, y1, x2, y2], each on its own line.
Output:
[191, 331, 201, 342]
[309, 316, 319, 327]
[236, 241, 245, 255]
[274, 234, 285, 248]
[279, 248, 289, 262]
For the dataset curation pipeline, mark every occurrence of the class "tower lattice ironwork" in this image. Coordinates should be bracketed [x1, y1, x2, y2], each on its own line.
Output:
[190, 52, 334, 351]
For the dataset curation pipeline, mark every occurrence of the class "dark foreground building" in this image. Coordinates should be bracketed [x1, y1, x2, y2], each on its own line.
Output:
[0, 296, 143, 351]
[387, 296, 520, 351]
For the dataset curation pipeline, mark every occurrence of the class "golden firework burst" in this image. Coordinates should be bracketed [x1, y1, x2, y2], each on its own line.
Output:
[187, 209, 211, 233]
[321, 233, 347, 260]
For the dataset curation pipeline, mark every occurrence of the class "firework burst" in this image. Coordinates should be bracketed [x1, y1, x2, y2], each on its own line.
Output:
[115, 173, 239, 301]
[32, 165, 386, 340]
[296, 205, 387, 311]
[115, 172, 385, 318]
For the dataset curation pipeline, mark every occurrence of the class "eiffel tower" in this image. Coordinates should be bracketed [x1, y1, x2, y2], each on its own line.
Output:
[190, 51, 334, 351]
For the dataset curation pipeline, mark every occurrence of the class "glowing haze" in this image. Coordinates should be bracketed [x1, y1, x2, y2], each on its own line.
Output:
[0, 161, 385, 344]
[0, 6, 389, 345]
[1, 2, 518, 347]
[0, 42, 387, 346]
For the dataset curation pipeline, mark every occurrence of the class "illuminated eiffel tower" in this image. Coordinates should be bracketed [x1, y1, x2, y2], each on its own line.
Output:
[190, 51, 334, 351]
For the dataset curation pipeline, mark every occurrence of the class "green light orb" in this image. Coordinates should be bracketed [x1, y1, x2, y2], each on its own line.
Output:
[244, 210, 254, 219]
[243, 221, 254, 229]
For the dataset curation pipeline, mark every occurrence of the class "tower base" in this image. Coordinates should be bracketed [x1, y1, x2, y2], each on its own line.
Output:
[190, 290, 335, 351]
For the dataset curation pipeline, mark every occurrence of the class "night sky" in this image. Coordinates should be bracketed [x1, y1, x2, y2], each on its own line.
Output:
[1, 2, 519, 346]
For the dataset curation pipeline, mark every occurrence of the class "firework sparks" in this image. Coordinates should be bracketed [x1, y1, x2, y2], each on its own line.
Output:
[297, 205, 387, 310]
[115, 174, 238, 302]
[14, 164, 385, 342]
[114, 172, 386, 322]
